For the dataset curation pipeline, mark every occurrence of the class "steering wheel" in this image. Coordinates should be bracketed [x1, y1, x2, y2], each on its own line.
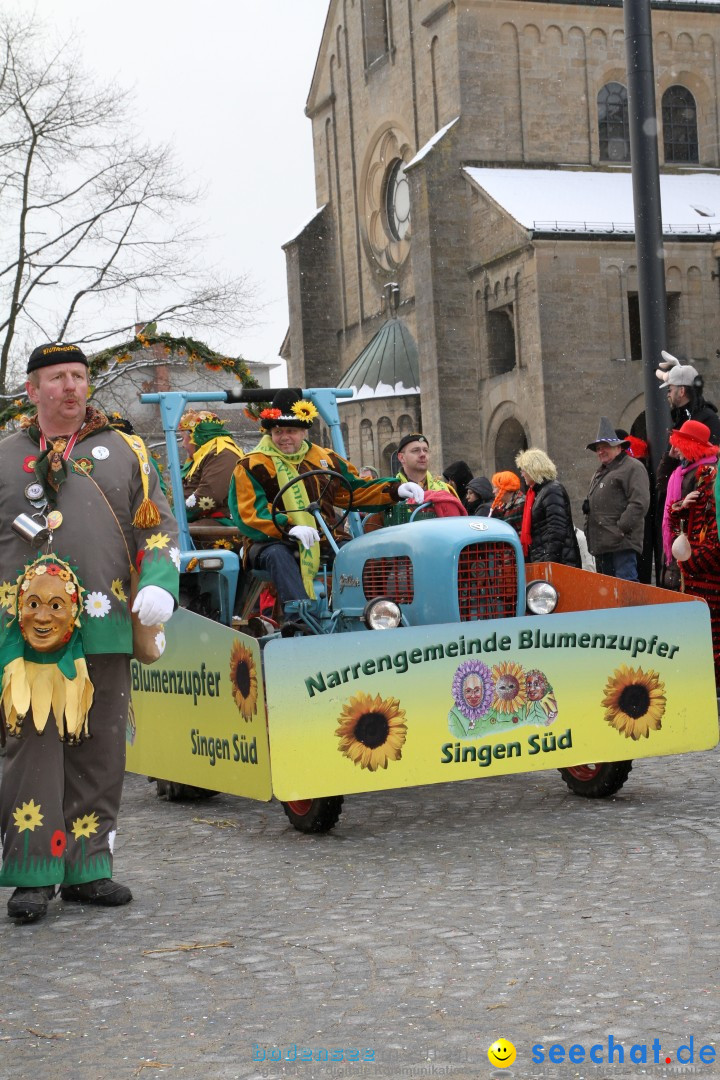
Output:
[271, 468, 355, 537]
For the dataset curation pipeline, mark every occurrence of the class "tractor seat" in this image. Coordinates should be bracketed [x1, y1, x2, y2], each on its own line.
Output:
[188, 521, 243, 544]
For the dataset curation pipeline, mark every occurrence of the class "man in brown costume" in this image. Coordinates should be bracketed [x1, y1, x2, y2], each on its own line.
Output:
[0, 343, 179, 923]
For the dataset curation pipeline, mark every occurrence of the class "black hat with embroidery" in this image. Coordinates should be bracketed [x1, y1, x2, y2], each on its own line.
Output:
[259, 388, 318, 430]
[397, 433, 429, 454]
[27, 342, 88, 374]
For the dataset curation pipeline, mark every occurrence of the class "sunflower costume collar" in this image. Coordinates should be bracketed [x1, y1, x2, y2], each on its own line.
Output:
[186, 435, 243, 481]
[0, 554, 94, 742]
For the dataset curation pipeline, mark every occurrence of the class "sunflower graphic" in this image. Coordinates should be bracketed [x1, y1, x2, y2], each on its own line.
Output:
[491, 661, 527, 714]
[111, 578, 128, 603]
[335, 692, 407, 771]
[601, 665, 666, 740]
[229, 640, 258, 721]
[0, 581, 16, 609]
[71, 812, 100, 840]
[12, 799, 43, 832]
[145, 532, 170, 550]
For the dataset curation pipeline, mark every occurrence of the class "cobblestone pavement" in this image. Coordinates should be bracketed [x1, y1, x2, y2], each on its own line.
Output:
[1, 743, 719, 1080]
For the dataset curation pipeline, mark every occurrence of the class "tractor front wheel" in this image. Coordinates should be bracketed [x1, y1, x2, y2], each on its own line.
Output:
[558, 761, 633, 798]
[281, 796, 344, 833]
[153, 778, 219, 801]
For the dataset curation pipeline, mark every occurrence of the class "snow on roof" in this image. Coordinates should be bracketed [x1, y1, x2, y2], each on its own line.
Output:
[337, 318, 420, 401]
[463, 167, 720, 235]
[406, 117, 459, 170]
[282, 204, 327, 247]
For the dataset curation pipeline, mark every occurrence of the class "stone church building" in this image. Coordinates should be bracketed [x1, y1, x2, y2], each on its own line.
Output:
[282, 0, 720, 508]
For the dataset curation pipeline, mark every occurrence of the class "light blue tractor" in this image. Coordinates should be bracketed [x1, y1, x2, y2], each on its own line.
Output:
[127, 386, 718, 832]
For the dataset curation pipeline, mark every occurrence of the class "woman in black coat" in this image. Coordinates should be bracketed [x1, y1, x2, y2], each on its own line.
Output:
[515, 448, 581, 567]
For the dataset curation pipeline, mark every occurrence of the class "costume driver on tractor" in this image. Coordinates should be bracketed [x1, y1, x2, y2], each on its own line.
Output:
[229, 389, 424, 612]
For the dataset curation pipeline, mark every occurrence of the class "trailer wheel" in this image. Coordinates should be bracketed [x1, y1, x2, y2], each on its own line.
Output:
[558, 760, 633, 798]
[154, 778, 219, 801]
[281, 796, 344, 833]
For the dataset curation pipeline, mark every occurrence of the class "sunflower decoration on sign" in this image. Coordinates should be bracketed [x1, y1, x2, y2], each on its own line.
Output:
[229, 639, 258, 722]
[491, 660, 527, 717]
[335, 692, 407, 771]
[601, 664, 666, 740]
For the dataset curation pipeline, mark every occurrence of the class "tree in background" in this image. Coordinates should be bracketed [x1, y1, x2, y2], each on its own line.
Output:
[0, 11, 259, 402]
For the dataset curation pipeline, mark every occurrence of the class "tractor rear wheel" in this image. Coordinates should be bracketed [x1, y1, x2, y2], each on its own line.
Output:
[281, 796, 344, 833]
[558, 761, 633, 798]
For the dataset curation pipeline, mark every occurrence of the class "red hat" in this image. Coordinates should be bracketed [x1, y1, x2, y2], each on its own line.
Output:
[669, 420, 719, 462]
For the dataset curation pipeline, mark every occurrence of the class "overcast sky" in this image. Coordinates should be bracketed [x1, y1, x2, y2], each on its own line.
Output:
[29, 0, 330, 386]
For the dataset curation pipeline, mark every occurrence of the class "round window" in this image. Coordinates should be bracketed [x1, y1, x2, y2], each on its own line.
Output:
[362, 127, 412, 271]
[385, 159, 411, 242]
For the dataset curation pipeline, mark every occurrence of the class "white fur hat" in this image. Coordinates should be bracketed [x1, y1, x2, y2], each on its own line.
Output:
[655, 350, 699, 388]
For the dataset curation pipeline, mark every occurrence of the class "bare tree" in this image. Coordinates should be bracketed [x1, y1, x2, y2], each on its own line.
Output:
[0, 11, 259, 397]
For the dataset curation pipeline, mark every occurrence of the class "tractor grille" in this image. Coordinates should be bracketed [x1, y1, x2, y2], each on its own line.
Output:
[362, 556, 415, 604]
[457, 542, 518, 621]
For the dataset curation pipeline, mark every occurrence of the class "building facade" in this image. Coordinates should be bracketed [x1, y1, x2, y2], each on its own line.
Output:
[283, 0, 720, 507]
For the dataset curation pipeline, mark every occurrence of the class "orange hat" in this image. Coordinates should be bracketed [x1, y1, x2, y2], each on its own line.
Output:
[491, 470, 521, 493]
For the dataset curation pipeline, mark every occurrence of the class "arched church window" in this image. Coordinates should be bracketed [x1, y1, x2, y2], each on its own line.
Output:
[598, 83, 630, 162]
[360, 419, 375, 465]
[662, 85, 699, 164]
[487, 307, 516, 376]
[363, 0, 389, 68]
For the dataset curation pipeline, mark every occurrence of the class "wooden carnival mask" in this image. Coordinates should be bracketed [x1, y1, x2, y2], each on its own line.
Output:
[18, 560, 80, 654]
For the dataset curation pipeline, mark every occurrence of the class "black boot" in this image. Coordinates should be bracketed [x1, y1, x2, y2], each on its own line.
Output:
[7, 885, 56, 923]
[60, 879, 132, 906]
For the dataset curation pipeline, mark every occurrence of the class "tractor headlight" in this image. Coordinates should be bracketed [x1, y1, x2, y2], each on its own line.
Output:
[364, 597, 402, 630]
[526, 580, 558, 615]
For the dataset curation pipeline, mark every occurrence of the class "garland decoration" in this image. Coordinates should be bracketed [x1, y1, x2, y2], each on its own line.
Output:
[0, 328, 262, 429]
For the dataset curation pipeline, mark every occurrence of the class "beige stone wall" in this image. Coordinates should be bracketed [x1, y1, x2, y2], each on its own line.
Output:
[456, 1, 720, 167]
[287, 0, 720, 508]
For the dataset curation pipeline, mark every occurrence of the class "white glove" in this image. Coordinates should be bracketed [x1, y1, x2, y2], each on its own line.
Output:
[397, 481, 426, 504]
[132, 585, 175, 626]
[185, 493, 196, 509]
[289, 524, 320, 550]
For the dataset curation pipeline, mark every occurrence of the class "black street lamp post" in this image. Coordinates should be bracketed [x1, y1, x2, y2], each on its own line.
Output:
[623, 0, 671, 478]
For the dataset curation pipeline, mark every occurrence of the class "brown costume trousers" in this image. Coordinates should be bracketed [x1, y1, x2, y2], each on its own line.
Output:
[0, 654, 130, 888]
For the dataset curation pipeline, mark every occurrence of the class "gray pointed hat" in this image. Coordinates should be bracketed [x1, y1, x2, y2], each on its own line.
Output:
[586, 417, 630, 451]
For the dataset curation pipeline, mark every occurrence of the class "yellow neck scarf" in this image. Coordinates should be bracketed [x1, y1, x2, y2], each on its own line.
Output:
[255, 434, 318, 598]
